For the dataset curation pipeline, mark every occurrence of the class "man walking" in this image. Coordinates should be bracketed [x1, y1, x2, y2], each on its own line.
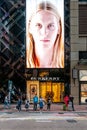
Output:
[33, 94, 38, 111]
[69, 94, 75, 111]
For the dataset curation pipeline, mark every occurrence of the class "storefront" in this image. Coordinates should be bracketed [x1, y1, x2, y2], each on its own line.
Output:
[79, 70, 87, 104]
[72, 67, 87, 105]
[26, 80, 64, 103]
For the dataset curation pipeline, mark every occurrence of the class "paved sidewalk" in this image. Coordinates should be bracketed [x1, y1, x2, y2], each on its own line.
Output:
[0, 103, 87, 113]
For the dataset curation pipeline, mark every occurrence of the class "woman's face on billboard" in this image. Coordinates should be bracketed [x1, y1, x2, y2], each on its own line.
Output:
[29, 10, 59, 51]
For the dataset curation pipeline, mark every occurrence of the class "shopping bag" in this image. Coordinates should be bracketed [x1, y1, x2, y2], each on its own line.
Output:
[63, 104, 66, 111]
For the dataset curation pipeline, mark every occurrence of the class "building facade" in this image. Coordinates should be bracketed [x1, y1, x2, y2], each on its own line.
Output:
[70, 0, 87, 104]
[0, 0, 87, 104]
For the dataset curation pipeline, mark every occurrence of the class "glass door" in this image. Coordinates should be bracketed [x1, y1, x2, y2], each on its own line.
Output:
[80, 82, 87, 104]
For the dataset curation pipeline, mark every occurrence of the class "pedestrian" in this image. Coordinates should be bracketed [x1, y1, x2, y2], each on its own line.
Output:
[63, 95, 69, 110]
[4, 95, 10, 109]
[39, 96, 44, 112]
[47, 97, 51, 110]
[16, 97, 22, 112]
[69, 94, 75, 111]
[25, 99, 29, 111]
[33, 94, 38, 111]
[4, 95, 9, 109]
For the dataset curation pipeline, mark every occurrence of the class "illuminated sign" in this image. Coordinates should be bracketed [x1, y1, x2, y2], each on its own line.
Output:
[79, 70, 87, 81]
[26, 0, 64, 68]
[30, 77, 60, 81]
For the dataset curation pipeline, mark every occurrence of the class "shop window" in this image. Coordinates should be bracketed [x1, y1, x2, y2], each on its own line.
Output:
[80, 84, 87, 103]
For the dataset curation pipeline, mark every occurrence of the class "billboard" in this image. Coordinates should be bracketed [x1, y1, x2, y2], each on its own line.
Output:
[26, 0, 64, 68]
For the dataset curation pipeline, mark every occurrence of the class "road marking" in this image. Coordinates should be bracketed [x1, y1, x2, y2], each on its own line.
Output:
[0, 113, 7, 118]
[0, 112, 87, 121]
[36, 119, 52, 122]
[0, 116, 87, 121]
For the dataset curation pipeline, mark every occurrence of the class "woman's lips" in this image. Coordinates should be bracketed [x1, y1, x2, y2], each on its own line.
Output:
[40, 40, 50, 42]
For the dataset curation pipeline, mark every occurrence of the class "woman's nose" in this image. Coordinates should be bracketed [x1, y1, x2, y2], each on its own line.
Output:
[40, 26, 48, 35]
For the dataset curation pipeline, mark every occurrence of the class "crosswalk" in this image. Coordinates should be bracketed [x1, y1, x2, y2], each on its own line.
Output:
[0, 112, 87, 121]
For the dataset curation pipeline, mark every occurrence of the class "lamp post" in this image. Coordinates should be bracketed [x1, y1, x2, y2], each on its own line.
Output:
[8, 80, 12, 105]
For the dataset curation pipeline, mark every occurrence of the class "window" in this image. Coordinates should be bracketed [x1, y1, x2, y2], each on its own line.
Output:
[79, 4, 87, 36]
[79, 70, 87, 81]
[79, 51, 87, 60]
[79, 0, 87, 2]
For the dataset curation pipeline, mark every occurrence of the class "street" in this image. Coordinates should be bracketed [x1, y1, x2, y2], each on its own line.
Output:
[0, 111, 87, 130]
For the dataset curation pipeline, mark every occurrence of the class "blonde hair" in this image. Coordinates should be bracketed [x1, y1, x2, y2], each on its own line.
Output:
[26, 1, 64, 68]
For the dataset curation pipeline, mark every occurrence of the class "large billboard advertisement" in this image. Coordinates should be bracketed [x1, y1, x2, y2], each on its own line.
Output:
[26, 0, 64, 68]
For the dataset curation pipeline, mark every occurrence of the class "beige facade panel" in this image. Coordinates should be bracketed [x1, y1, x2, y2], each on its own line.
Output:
[71, 52, 78, 60]
[70, 18, 78, 26]
[71, 35, 79, 43]
[70, 9, 78, 17]
[71, 87, 79, 104]
[78, 37, 87, 44]
[70, 1, 78, 10]
[71, 25, 78, 35]
[71, 43, 86, 51]
[71, 60, 78, 68]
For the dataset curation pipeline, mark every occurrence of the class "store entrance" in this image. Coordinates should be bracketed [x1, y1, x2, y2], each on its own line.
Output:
[27, 81, 64, 103]
[80, 82, 87, 104]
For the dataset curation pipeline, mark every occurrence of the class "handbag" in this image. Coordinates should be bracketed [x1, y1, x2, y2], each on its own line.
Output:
[25, 104, 29, 108]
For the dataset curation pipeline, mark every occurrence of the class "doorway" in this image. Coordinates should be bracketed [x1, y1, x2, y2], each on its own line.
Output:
[80, 82, 87, 104]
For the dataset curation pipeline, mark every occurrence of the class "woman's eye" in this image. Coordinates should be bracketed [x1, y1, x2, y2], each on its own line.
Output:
[48, 24, 55, 30]
[35, 23, 42, 29]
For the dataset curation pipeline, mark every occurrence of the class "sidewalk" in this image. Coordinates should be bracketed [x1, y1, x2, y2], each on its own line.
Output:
[0, 103, 87, 113]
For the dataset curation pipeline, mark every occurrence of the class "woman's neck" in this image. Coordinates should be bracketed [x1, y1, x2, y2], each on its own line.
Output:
[35, 48, 53, 68]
